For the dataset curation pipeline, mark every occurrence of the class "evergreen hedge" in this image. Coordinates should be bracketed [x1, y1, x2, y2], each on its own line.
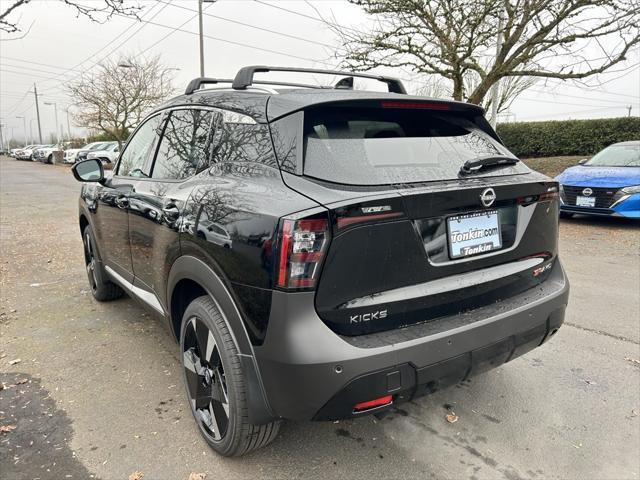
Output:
[496, 117, 640, 158]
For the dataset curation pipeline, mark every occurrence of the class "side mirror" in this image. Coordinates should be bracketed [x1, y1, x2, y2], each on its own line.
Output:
[578, 158, 589, 165]
[72, 158, 104, 183]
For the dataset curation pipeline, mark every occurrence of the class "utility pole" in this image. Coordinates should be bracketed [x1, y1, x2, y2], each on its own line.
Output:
[490, 13, 504, 128]
[198, 0, 205, 77]
[33, 83, 43, 143]
[16, 116, 27, 146]
[30, 118, 35, 144]
[0, 123, 5, 152]
[627, 105, 632, 117]
[198, 0, 217, 77]
[44, 102, 60, 144]
[65, 106, 72, 141]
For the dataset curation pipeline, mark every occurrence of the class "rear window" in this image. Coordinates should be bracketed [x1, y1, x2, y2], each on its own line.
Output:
[302, 106, 524, 185]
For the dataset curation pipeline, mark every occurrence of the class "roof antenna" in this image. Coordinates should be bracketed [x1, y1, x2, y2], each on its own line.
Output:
[334, 77, 354, 90]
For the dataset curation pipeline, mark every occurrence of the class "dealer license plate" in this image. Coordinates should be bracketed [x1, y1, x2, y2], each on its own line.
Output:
[576, 196, 595, 207]
[447, 210, 502, 259]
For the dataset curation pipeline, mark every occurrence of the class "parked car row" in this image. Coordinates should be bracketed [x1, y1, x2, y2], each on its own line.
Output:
[6, 141, 120, 165]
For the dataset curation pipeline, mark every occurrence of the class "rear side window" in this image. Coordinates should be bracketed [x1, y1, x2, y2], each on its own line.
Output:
[152, 109, 217, 180]
[302, 106, 523, 185]
[118, 114, 163, 177]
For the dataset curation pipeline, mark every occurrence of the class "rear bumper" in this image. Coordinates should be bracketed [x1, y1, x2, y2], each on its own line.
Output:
[255, 260, 569, 421]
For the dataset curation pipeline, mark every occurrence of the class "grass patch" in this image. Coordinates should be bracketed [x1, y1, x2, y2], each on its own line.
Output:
[522, 156, 584, 178]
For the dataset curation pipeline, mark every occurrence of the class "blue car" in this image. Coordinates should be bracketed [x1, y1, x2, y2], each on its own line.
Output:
[556, 141, 640, 219]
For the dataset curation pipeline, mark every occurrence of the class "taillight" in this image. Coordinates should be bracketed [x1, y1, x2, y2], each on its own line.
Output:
[276, 215, 330, 289]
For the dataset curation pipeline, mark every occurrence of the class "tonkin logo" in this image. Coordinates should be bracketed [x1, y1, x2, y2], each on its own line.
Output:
[582, 187, 593, 196]
[479, 188, 496, 207]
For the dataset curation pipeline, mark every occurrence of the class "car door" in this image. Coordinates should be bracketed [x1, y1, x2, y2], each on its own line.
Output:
[128, 107, 219, 306]
[92, 113, 165, 283]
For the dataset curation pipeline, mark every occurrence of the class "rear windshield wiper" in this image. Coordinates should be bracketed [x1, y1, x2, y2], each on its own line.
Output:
[459, 155, 519, 175]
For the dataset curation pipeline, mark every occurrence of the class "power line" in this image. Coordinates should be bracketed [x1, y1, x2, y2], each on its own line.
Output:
[159, 0, 334, 49]
[0, 56, 84, 74]
[1, 68, 54, 80]
[523, 90, 633, 106]
[112, 12, 339, 66]
[521, 105, 623, 120]
[39, 1, 170, 93]
[135, 1, 215, 58]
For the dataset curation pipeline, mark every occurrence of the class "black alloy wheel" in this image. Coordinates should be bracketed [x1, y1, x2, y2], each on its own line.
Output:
[182, 316, 230, 441]
[179, 296, 280, 456]
[83, 230, 99, 293]
[81, 226, 123, 301]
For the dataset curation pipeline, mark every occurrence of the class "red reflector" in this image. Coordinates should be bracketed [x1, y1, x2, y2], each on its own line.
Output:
[353, 395, 393, 411]
[381, 101, 449, 110]
[336, 212, 403, 229]
[276, 220, 294, 288]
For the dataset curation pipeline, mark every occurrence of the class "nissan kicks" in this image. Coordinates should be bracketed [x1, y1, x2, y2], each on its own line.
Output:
[71, 66, 569, 456]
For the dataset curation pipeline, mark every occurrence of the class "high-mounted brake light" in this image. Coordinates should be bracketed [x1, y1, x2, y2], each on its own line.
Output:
[381, 101, 450, 110]
[276, 216, 330, 289]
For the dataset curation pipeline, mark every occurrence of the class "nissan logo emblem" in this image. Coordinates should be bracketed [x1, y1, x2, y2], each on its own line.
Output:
[582, 187, 593, 196]
[480, 188, 496, 207]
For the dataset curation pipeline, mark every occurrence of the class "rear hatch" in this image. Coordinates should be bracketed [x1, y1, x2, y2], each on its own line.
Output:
[271, 98, 560, 336]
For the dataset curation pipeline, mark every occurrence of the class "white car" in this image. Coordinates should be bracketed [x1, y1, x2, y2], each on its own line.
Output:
[33, 145, 60, 163]
[63, 149, 81, 164]
[86, 141, 120, 163]
[15, 145, 41, 160]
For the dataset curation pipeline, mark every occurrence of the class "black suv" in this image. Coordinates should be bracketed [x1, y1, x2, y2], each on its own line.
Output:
[72, 66, 569, 456]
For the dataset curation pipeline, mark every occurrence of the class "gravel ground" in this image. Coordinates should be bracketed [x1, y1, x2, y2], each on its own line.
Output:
[1, 156, 639, 480]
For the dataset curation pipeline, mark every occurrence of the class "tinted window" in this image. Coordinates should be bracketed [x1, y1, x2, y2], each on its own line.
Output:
[585, 144, 640, 167]
[152, 109, 216, 180]
[302, 107, 525, 185]
[118, 115, 163, 177]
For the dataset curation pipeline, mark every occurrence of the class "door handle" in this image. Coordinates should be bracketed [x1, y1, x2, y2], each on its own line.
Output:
[115, 195, 129, 209]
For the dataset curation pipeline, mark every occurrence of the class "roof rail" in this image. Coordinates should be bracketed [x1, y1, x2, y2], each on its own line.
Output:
[185, 77, 333, 95]
[185, 78, 234, 95]
[231, 66, 407, 94]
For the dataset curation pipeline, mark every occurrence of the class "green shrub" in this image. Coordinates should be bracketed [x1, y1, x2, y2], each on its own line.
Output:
[496, 117, 640, 158]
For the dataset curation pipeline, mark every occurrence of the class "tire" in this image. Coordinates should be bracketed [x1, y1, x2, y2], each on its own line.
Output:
[560, 212, 574, 219]
[82, 226, 123, 301]
[47, 154, 52, 164]
[180, 296, 280, 456]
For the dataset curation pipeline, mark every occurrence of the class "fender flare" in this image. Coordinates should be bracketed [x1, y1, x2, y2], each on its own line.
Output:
[167, 255, 276, 424]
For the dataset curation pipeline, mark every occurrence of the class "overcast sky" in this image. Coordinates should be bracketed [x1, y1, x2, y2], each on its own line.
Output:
[1, 0, 639, 143]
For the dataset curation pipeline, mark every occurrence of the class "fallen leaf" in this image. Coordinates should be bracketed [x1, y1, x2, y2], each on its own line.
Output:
[631, 409, 639, 417]
[129, 472, 144, 480]
[8, 358, 21, 365]
[15, 378, 28, 385]
[0, 425, 17, 434]
[445, 413, 459, 423]
[188, 474, 206, 480]
[625, 357, 640, 365]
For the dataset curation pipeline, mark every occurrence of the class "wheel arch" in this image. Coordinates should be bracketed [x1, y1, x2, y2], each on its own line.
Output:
[167, 255, 276, 424]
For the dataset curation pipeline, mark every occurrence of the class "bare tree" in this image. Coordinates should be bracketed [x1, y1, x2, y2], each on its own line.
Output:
[332, 0, 640, 106]
[67, 55, 175, 148]
[1, 0, 140, 34]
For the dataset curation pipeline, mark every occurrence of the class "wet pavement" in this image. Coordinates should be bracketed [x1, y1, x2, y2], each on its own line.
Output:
[1, 156, 639, 480]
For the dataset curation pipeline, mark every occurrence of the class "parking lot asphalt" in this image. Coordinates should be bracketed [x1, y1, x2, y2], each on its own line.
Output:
[1, 155, 639, 480]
